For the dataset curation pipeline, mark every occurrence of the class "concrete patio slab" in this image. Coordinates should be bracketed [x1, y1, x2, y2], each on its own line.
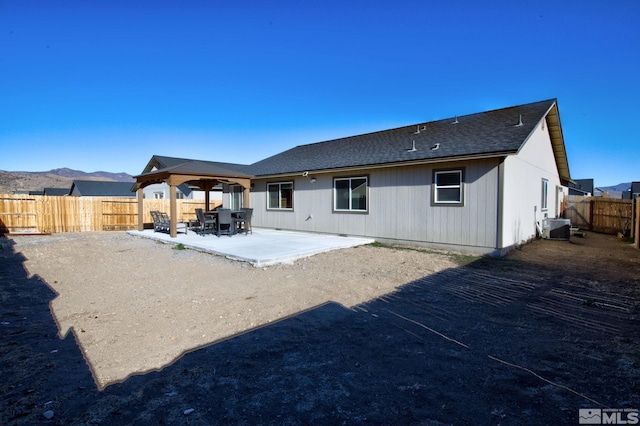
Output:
[127, 228, 374, 267]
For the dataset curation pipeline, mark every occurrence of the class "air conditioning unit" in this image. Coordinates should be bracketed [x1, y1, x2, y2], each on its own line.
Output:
[542, 218, 571, 240]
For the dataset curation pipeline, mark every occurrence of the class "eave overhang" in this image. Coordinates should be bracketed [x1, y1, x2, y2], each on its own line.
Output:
[133, 165, 254, 191]
[251, 151, 518, 180]
[545, 102, 572, 185]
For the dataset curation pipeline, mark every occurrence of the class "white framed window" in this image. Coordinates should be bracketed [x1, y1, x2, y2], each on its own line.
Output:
[541, 179, 549, 210]
[333, 176, 368, 212]
[267, 182, 293, 210]
[433, 170, 464, 205]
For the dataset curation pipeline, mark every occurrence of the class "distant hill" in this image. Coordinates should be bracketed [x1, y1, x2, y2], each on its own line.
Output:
[600, 182, 630, 192]
[0, 168, 135, 194]
[47, 167, 134, 182]
[598, 182, 631, 199]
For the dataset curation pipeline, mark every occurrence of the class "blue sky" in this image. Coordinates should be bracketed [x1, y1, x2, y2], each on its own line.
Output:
[1, 1, 638, 187]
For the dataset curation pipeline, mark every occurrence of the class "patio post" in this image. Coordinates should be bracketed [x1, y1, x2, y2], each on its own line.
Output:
[243, 185, 250, 208]
[137, 188, 144, 231]
[169, 184, 177, 238]
[204, 181, 211, 211]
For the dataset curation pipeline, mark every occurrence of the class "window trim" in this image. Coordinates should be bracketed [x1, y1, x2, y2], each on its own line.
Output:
[266, 181, 294, 211]
[541, 179, 549, 211]
[333, 175, 369, 213]
[432, 169, 464, 206]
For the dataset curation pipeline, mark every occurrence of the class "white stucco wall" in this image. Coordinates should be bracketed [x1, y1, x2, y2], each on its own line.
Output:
[500, 118, 566, 250]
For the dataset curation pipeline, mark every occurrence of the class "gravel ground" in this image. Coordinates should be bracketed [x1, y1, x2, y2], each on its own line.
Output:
[1, 231, 639, 425]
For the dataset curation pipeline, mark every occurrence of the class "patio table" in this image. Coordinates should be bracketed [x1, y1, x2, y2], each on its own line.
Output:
[205, 210, 243, 236]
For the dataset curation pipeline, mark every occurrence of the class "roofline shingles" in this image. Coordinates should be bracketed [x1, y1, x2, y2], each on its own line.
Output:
[247, 99, 556, 176]
[139, 99, 562, 179]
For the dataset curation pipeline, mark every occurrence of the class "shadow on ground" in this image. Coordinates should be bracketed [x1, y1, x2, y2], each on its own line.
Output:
[1, 236, 639, 425]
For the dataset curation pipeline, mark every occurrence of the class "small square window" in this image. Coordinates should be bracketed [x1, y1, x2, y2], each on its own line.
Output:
[433, 170, 463, 205]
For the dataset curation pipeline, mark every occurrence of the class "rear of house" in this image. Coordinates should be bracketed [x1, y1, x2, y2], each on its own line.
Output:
[242, 99, 570, 255]
[136, 99, 571, 254]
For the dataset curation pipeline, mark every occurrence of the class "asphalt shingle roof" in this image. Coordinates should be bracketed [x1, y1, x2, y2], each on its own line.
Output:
[247, 99, 557, 176]
[139, 99, 563, 181]
[71, 180, 136, 197]
[43, 187, 70, 196]
[142, 156, 254, 177]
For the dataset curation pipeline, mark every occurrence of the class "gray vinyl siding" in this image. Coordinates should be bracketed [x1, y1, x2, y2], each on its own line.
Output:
[250, 158, 500, 251]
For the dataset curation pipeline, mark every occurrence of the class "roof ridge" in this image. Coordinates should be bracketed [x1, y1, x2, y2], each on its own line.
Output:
[287, 99, 558, 150]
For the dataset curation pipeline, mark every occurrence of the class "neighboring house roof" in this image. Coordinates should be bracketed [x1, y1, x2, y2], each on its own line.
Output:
[625, 182, 640, 199]
[43, 187, 70, 196]
[248, 99, 570, 183]
[70, 180, 135, 197]
[569, 179, 594, 196]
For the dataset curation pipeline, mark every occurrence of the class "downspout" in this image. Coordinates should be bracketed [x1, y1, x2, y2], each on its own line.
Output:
[496, 157, 506, 253]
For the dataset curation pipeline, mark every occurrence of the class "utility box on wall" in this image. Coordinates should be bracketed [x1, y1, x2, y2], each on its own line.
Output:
[543, 218, 571, 240]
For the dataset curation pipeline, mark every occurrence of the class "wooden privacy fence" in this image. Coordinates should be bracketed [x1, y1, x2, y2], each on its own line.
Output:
[563, 195, 635, 236]
[0, 194, 222, 234]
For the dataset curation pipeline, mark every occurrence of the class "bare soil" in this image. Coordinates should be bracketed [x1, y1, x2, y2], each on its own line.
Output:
[1, 231, 639, 425]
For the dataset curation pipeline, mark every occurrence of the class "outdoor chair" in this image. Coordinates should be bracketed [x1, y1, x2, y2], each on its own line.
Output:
[152, 210, 187, 234]
[195, 208, 216, 236]
[150, 210, 169, 233]
[216, 208, 233, 237]
[235, 208, 253, 235]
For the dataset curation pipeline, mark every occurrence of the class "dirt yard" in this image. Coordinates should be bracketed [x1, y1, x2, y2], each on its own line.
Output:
[1, 231, 639, 425]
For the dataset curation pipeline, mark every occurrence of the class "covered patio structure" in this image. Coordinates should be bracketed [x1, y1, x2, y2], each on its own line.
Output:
[133, 157, 254, 237]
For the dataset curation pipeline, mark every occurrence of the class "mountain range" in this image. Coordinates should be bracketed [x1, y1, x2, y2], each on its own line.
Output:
[0, 168, 633, 197]
[0, 168, 135, 194]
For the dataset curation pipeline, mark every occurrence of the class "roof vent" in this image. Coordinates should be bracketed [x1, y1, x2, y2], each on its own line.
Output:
[451, 116, 459, 124]
[431, 143, 440, 151]
[407, 140, 417, 152]
[413, 125, 421, 134]
[515, 114, 523, 127]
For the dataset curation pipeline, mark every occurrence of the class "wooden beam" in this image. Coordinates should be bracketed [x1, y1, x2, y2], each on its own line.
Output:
[170, 184, 177, 238]
[231, 178, 251, 189]
[167, 174, 228, 187]
[204, 181, 211, 211]
[243, 186, 250, 208]
[137, 188, 144, 231]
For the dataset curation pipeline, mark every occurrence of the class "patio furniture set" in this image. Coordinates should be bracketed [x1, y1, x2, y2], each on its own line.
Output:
[151, 208, 252, 237]
[193, 208, 253, 237]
